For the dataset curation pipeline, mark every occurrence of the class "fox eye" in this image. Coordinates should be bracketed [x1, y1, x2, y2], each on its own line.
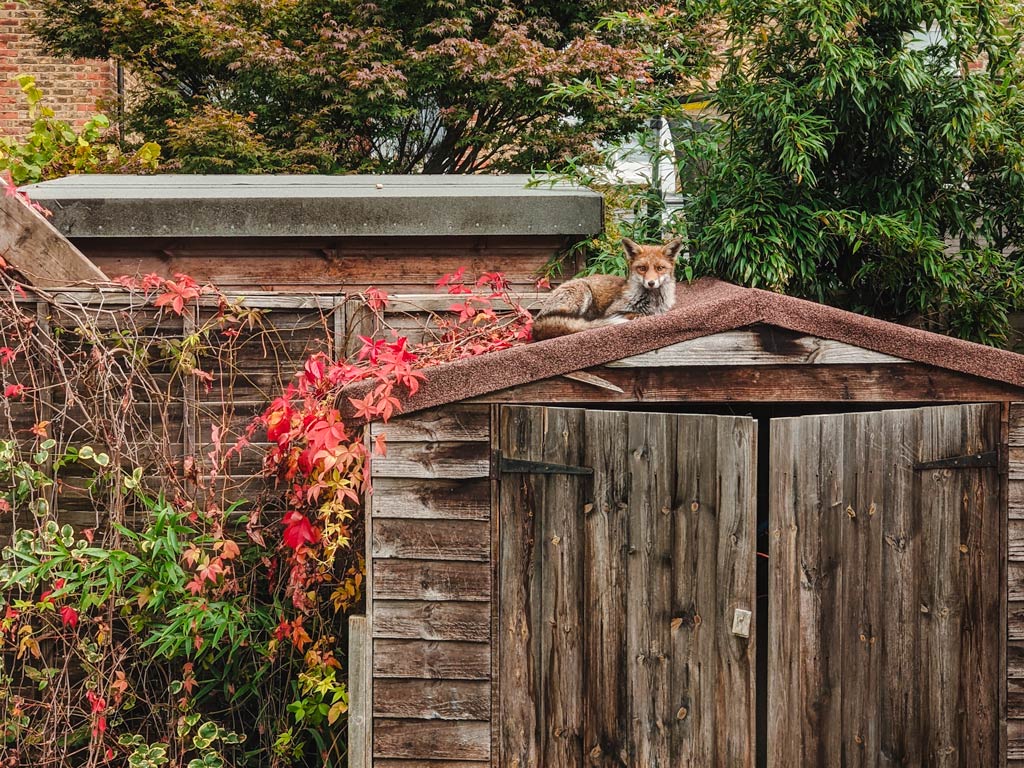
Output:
[657, 265, 667, 272]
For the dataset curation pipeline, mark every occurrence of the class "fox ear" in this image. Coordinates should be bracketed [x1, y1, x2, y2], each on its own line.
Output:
[621, 237, 641, 260]
[663, 238, 684, 262]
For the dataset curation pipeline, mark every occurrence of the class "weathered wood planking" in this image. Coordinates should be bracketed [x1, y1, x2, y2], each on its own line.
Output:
[373, 600, 490, 642]
[349, 616, 370, 768]
[371, 441, 490, 479]
[606, 326, 908, 367]
[374, 762, 489, 768]
[372, 518, 490, 561]
[769, 405, 1000, 767]
[373, 640, 490, 680]
[1010, 401, 1024, 764]
[372, 560, 490, 602]
[467, 364, 1024, 405]
[370, 478, 490, 520]
[497, 405, 757, 767]
[370, 406, 490, 442]
[373, 719, 490, 761]
[374, 679, 490, 720]
[81, 234, 575, 292]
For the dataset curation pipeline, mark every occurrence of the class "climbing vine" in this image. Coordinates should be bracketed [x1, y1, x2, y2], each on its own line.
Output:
[0, 194, 533, 768]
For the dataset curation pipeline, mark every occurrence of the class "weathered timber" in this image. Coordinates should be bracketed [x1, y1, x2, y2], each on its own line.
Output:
[373, 719, 490, 761]
[371, 441, 490, 480]
[72, 235, 574, 292]
[605, 326, 907, 367]
[372, 519, 490, 562]
[467, 364, 1024, 405]
[373, 679, 490, 721]
[0, 180, 108, 287]
[497, 405, 757, 768]
[371, 405, 490, 442]
[349, 616, 370, 768]
[372, 600, 490, 642]
[768, 405, 1000, 768]
[372, 559, 490, 602]
[370, 478, 490, 520]
[372, 640, 490, 680]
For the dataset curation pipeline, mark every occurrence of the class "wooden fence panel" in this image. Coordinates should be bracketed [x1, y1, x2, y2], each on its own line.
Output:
[769, 404, 1001, 768]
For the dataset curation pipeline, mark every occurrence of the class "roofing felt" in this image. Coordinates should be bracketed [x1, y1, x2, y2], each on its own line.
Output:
[348, 278, 1024, 418]
[19, 174, 603, 239]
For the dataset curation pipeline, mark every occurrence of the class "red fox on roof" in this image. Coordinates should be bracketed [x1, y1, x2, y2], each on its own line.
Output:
[532, 237, 683, 340]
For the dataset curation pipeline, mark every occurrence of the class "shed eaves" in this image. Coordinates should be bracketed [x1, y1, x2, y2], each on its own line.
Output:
[348, 278, 1024, 418]
[19, 174, 604, 239]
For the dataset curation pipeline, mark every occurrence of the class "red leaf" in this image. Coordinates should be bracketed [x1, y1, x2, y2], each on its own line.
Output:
[3, 383, 26, 399]
[60, 605, 79, 629]
[282, 511, 319, 551]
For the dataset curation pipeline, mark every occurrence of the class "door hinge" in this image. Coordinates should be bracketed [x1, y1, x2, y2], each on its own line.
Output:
[913, 450, 997, 470]
[497, 452, 593, 476]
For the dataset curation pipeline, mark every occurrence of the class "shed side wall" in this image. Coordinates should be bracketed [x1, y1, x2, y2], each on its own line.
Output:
[1008, 402, 1024, 765]
[368, 404, 493, 766]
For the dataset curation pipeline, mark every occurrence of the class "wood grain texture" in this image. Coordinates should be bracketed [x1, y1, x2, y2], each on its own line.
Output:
[371, 405, 490, 442]
[370, 478, 490, 520]
[497, 406, 756, 768]
[373, 719, 490, 761]
[373, 640, 490, 680]
[768, 405, 1000, 768]
[348, 616, 370, 768]
[0, 180, 108, 287]
[605, 326, 907, 367]
[467, 364, 1024, 405]
[373, 600, 490, 642]
[372, 518, 490, 562]
[373, 679, 490, 721]
[371, 441, 490, 479]
[372, 560, 490, 602]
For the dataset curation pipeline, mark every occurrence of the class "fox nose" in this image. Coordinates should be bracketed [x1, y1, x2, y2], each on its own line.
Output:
[646, 279, 657, 288]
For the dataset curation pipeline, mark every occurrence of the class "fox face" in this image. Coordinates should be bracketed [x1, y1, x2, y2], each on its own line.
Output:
[622, 237, 683, 290]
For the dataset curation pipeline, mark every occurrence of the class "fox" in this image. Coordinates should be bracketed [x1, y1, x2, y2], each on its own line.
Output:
[532, 237, 683, 341]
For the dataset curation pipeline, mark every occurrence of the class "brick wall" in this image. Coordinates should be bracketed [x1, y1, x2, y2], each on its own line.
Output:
[0, 2, 117, 136]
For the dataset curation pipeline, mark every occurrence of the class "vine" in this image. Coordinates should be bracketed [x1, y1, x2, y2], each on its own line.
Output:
[0, 199, 534, 767]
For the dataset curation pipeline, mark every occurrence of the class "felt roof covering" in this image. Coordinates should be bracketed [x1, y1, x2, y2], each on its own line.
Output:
[347, 278, 1024, 419]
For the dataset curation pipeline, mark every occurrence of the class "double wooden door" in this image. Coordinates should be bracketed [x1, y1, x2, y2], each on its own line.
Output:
[496, 404, 1000, 768]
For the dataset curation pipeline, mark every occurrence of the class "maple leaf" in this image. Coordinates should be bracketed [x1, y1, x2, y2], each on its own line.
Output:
[0, 346, 15, 364]
[373, 431, 387, 456]
[218, 538, 241, 560]
[59, 605, 79, 629]
[153, 275, 202, 315]
[30, 420, 50, 438]
[347, 393, 379, 421]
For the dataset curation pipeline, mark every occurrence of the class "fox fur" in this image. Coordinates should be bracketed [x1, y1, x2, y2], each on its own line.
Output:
[532, 237, 683, 341]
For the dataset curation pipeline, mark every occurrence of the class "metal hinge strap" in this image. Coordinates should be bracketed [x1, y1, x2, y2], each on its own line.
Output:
[913, 450, 998, 470]
[497, 453, 593, 475]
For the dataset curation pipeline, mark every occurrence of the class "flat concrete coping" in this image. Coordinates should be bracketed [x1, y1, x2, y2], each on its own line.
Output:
[20, 174, 604, 238]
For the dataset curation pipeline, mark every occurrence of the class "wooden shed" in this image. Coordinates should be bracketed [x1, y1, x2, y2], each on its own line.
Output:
[353, 278, 1024, 768]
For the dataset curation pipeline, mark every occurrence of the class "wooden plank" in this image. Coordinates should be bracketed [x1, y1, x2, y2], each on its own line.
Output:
[371, 441, 490, 480]
[1010, 678, 1024, 718]
[1011, 520, 1024, 561]
[496, 404, 548, 768]
[349, 616, 370, 768]
[372, 519, 490, 562]
[372, 640, 490, 680]
[467, 364, 1024, 405]
[623, 411, 674, 766]
[371, 405, 490, 442]
[1010, 402, 1024, 446]
[373, 600, 490, 642]
[1010, 642, 1024, 678]
[0, 179, 108, 287]
[580, 410, 630, 767]
[537, 407, 585, 767]
[375, 762, 489, 768]
[373, 680, 490, 721]
[370, 479, 490, 521]
[606, 326, 907, 367]
[373, 560, 490, 602]
[1011, 601, 1024, 640]
[373, 719, 490, 761]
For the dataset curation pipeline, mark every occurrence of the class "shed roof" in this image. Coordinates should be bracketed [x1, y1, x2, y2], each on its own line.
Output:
[20, 174, 603, 239]
[361, 278, 1024, 416]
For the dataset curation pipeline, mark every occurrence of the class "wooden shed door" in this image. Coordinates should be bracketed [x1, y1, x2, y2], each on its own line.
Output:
[497, 406, 757, 768]
[768, 404, 1001, 767]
